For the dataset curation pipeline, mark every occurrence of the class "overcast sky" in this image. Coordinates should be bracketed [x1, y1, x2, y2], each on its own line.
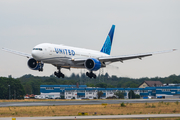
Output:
[0, 0, 179, 78]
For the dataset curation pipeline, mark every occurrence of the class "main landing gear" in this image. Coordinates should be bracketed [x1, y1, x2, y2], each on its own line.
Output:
[54, 67, 64, 78]
[86, 71, 96, 79]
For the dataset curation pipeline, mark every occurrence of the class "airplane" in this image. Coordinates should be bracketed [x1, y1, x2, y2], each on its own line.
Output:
[2, 25, 176, 78]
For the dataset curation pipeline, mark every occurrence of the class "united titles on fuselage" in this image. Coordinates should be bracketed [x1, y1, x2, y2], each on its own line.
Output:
[54, 48, 75, 56]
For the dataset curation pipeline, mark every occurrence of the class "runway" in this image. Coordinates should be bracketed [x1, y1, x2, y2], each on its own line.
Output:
[0, 99, 180, 107]
[1, 114, 180, 120]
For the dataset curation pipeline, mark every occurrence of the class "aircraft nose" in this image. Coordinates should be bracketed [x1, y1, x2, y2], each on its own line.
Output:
[32, 50, 37, 58]
[32, 50, 41, 60]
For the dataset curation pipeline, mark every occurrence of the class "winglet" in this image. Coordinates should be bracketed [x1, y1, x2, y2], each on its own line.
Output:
[148, 49, 177, 55]
[100, 25, 115, 55]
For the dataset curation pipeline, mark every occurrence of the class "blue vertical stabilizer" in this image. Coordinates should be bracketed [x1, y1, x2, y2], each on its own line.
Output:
[100, 25, 115, 55]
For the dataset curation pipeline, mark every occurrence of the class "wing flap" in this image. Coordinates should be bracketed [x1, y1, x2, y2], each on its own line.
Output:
[99, 54, 152, 63]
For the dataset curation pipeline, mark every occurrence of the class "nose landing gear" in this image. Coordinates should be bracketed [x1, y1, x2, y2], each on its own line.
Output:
[38, 61, 43, 72]
[54, 67, 64, 78]
[38, 67, 43, 71]
[86, 71, 96, 79]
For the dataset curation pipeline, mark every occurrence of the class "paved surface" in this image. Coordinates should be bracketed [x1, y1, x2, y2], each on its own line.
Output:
[0, 99, 180, 107]
[1, 114, 180, 120]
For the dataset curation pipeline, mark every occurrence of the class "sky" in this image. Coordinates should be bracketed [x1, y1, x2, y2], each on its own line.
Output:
[0, 0, 179, 78]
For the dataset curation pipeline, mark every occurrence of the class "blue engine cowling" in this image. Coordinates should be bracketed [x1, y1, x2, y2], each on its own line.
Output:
[85, 58, 101, 71]
[27, 58, 44, 70]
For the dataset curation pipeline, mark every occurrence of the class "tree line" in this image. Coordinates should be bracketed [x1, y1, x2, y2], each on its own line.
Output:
[0, 73, 180, 98]
[18, 73, 180, 95]
[0, 76, 25, 99]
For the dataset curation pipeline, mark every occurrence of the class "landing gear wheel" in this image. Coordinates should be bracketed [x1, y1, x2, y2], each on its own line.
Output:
[54, 71, 57, 75]
[57, 74, 60, 78]
[86, 71, 96, 79]
[39, 67, 43, 72]
[54, 67, 65, 78]
[62, 74, 64, 78]
[93, 74, 96, 79]
[86, 72, 89, 76]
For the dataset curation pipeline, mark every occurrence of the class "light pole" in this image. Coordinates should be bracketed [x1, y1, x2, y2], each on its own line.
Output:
[8, 85, 10, 100]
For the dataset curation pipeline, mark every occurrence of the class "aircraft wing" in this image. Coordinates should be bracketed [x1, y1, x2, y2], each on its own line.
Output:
[2, 48, 32, 58]
[73, 49, 176, 64]
[98, 49, 176, 63]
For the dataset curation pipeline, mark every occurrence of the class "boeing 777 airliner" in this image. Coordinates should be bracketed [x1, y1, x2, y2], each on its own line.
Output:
[2, 25, 176, 78]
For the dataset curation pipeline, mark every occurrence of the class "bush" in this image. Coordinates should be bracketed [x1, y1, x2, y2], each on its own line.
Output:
[121, 102, 126, 107]
[60, 96, 65, 99]
[135, 94, 140, 99]
[151, 104, 156, 108]
[164, 102, 169, 105]
[106, 96, 117, 99]
[114, 91, 124, 99]
[145, 104, 156, 108]
[173, 109, 176, 113]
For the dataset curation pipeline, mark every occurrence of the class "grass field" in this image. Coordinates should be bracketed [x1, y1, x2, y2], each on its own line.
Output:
[0, 101, 180, 117]
[82, 118, 180, 120]
[90, 118, 180, 120]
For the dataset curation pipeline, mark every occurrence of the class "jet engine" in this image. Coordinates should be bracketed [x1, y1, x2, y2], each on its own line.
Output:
[27, 58, 44, 71]
[85, 58, 101, 71]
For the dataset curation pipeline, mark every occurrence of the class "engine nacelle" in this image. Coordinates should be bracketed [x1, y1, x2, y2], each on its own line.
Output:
[85, 58, 101, 71]
[27, 58, 44, 70]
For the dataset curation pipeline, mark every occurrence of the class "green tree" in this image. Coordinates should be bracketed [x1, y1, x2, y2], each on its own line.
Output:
[30, 81, 40, 95]
[130, 83, 138, 88]
[96, 83, 107, 88]
[114, 91, 124, 99]
[24, 84, 32, 94]
[117, 82, 122, 88]
[0, 77, 25, 99]
[128, 90, 135, 99]
[104, 73, 109, 78]
[135, 94, 140, 99]
[97, 91, 103, 99]
[70, 73, 76, 78]
[107, 84, 115, 88]
[86, 83, 95, 87]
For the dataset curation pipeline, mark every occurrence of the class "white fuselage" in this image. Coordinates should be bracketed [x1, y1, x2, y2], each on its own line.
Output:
[31, 43, 109, 68]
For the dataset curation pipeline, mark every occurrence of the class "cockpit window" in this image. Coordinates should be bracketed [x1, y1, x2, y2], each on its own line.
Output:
[33, 48, 42, 51]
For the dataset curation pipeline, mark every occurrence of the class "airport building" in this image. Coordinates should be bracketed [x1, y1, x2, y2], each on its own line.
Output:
[38, 85, 180, 99]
